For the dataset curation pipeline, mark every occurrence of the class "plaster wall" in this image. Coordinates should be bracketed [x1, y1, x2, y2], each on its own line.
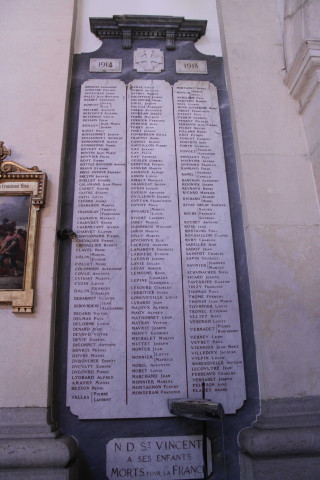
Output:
[217, 0, 320, 400]
[0, 0, 76, 407]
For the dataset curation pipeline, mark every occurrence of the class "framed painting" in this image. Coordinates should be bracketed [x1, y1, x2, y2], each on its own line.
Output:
[0, 143, 46, 312]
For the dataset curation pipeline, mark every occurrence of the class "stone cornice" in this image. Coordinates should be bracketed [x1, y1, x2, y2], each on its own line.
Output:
[90, 15, 207, 50]
[238, 397, 320, 458]
[284, 39, 320, 112]
[239, 426, 320, 457]
[254, 397, 320, 430]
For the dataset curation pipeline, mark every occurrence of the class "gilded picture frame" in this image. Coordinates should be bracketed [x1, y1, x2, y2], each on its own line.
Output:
[0, 145, 46, 313]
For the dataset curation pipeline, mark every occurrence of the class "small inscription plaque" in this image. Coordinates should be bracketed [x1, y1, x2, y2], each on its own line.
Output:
[134, 49, 164, 72]
[90, 58, 122, 73]
[106, 436, 211, 480]
[176, 60, 208, 74]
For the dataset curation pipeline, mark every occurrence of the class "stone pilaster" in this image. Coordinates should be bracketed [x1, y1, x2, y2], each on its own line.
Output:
[238, 397, 320, 480]
[0, 408, 77, 480]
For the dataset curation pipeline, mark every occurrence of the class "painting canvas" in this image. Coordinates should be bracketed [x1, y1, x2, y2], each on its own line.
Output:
[0, 195, 30, 290]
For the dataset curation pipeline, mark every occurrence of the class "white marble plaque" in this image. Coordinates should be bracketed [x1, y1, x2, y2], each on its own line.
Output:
[134, 49, 164, 72]
[126, 80, 187, 416]
[176, 60, 208, 74]
[67, 79, 127, 418]
[106, 436, 211, 480]
[67, 79, 246, 418]
[90, 58, 122, 73]
[173, 81, 246, 413]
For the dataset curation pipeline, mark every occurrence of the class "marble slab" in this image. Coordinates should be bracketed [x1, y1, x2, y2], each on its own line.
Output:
[173, 81, 246, 413]
[176, 60, 208, 74]
[90, 58, 122, 72]
[106, 436, 211, 480]
[67, 79, 127, 418]
[126, 80, 187, 415]
[67, 79, 245, 418]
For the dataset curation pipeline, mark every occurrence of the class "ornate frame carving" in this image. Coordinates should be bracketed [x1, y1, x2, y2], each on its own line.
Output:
[0, 147, 46, 313]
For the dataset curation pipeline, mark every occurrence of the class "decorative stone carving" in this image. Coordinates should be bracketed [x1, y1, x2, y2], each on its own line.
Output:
[133, 48, 164, 72]
[284, 0, 320, 112]
[283, 0, 320, 206]
[90, 15, 207, 50]
[284, 0, 320, 69]
[284, 40, 320, 113]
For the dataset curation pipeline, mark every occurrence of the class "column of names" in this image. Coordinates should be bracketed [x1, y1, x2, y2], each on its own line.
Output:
[174, 81, 245, 413]
[127, 80, 187, 416]
[67, 80, 127, 418]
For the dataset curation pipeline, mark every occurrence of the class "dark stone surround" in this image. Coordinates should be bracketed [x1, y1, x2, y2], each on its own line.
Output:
[54, 31, 260, 479]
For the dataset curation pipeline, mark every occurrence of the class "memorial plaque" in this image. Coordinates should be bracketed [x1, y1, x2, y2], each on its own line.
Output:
[67, 79, 245, 419]
[106, 436, 211, 480]
[176, 60, 208, 74]
[90, 58, 122, 73]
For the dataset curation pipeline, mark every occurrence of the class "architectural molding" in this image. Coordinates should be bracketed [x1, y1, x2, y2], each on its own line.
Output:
[284, 39, 320, 113]
[238, 397, 320, 479]
[253, 396, 320, 430]
[0, 408, 77, 480]
[90, 15, 207, 50]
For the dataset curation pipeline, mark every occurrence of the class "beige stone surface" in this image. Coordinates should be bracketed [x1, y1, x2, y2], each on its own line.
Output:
[219, 1, 283, 46]
[0, 0, 76, 407]
[218, 0, 320, 401]
[302, 86, 320, 156]
[218, 12, 306, 156]
[311, 144, 320, 201]
[247, 224, 320, 398]
[241, 154, 320, 226]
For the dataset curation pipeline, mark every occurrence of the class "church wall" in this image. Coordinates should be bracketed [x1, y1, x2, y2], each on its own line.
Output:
[218, 0, 320, 477]
[0, 0, 76, 408]
[217, 0, 320, 401]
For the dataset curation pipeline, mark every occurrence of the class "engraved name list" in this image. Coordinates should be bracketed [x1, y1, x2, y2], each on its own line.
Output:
[67, 79, 245, 419]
